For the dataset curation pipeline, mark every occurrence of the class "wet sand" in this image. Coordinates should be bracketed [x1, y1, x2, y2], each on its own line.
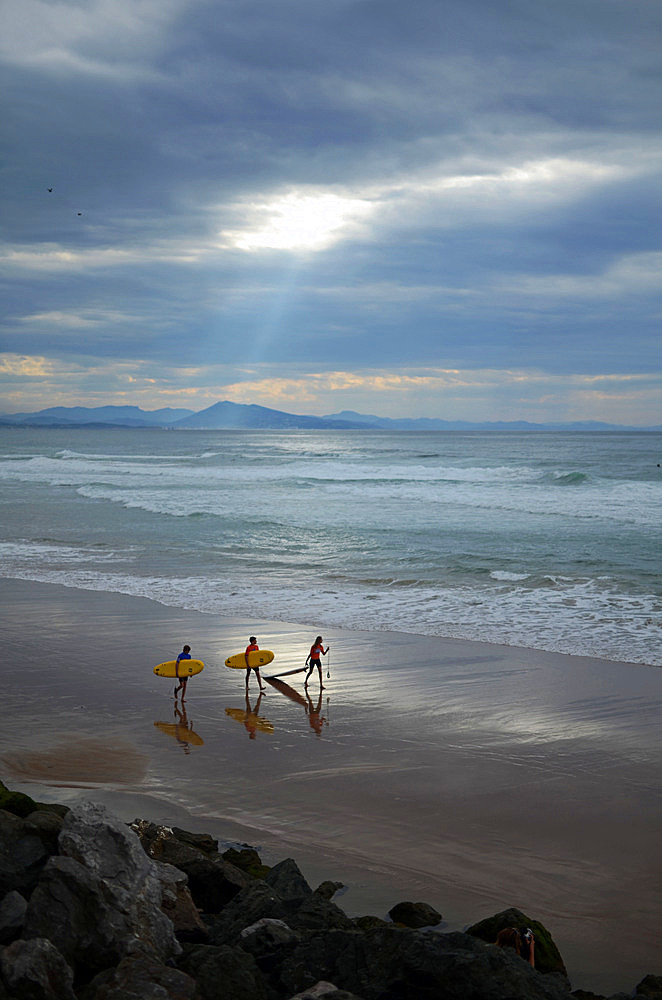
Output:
[2, 577, 661, 994]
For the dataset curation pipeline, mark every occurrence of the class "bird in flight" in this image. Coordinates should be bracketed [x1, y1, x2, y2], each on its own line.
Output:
[47, 187, 53, 192]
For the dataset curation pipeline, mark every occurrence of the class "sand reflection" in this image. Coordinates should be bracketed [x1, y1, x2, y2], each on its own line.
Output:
[154, 705, 205, 753]
[225, 693, 274, 739]
[2, 738, 148, 786]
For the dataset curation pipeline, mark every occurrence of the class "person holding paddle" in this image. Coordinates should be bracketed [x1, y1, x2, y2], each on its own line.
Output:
[305, 635, 329, 689]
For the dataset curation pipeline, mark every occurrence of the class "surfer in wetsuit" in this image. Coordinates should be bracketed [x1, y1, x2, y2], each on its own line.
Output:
[245, 636, 267, 694]
[305, 635, 329, 690]
[174, 644, 191, 701]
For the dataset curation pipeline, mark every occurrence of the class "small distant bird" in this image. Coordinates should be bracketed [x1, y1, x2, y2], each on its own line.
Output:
[77, 212, 82, 216]
[47, 187, 53, 192]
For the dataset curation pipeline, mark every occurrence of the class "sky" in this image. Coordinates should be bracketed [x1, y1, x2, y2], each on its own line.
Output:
[1, 0, 661, 424]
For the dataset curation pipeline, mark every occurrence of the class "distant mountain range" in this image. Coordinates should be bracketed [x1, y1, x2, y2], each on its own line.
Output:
[0, 402, 660, 432]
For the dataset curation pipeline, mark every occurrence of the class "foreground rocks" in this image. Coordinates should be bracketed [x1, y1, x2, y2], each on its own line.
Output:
[0, 782, 659, 1000]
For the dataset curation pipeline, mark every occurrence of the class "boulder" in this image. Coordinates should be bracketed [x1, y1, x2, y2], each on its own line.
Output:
[0, 785, 39, 819]
[23, 802, 181, 980]
[0, 809, 54, 897]
[205, 880, 291, 946]
[131, 822, 248, 913]
[0, 890, 27, 944]
[286, 896, 355, 933]
[153, 861, 209, 943]
[313, 881, 344, 901]
[279, 926, 573, 1000]
[265, 859, 313, 901]
[466, 906, 568, 979]
[286, 984, 365, 1000]
[222, 846, 271, 879]
[636, 976, 662, 1000]
[79, 954, 198, 1000]
[179, 943, 268, 1000]
[387, 901, 442, 929]
[172, 827, 218, 855]
[239, 917, 301, 971]
[0, 936, 76, 1000]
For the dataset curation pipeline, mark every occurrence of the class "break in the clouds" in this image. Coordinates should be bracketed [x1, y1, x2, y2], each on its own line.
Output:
[1, 0, 661, 422]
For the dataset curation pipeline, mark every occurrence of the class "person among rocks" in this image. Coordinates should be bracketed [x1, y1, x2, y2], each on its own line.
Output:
[495, 927, 535, 967]
[245, 636, 267, 694]
[304, 635, 329, 689]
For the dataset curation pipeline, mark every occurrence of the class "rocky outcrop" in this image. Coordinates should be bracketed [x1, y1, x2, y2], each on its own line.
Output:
[387, 900, 442, 928]
[467, 906, 568, 979]
[0, 789, 659, 1000]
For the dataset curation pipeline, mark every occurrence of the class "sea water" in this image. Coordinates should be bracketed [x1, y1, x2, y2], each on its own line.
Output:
[0, 426, 660, 666]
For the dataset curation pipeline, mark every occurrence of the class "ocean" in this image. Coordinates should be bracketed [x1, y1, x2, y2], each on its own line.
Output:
[0, 426, 660, 666]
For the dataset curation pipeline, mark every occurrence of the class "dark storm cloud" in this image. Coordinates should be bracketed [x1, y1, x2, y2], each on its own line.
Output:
[1, 0, 661, 420]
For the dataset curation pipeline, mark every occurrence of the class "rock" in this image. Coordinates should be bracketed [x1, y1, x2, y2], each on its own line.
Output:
[265, 859, 313, 900]
[637, 976, 662, 1000]
[466, 906, 568, 978]
[387, 900, 442, 928]
[287, 896, 355, 933]
[286, 984, 364, 1000]
[352, 916, 387, 931]
[313, 881, 344, 901]
[172, 827, 218, 855]
[205, 880, 290, 946]
[0, 890, 27, 944]
[0, 784, 39, 819]
[24, 810, 65, 856]
[239, 917, 300, 971]
[179, 943, 268, 1000]
[279, 926, 573, 1000]
[79, 954, 198, 1000]
[0, 936, 76, 999]
[222, 846, 271, 879]
[0, 809, 54, 897]
[153, 861, 208, 943]
[132, 822, 248, 913]
[23, 803, 181, 980]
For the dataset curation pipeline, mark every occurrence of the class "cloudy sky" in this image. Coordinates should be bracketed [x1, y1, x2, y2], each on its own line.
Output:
[2, 0, 661, 423]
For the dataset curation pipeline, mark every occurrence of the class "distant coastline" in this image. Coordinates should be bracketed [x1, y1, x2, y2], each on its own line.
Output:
[1, 401, 661, 432]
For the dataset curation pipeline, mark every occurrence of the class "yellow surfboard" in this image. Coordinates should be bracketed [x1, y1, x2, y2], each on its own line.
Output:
[153, 659, 205, 678]
[224, 650, 274, 670]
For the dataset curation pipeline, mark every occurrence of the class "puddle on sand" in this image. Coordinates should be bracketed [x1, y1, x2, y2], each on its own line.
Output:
[2, 738, 148, 786]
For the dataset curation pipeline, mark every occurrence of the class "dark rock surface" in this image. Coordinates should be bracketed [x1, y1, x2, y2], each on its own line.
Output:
[388, 900, 443, 928]
[0, 789, 659, 1000]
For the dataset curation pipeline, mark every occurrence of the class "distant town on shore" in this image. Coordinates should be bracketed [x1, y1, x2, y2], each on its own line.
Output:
[1, 401, 660, 432]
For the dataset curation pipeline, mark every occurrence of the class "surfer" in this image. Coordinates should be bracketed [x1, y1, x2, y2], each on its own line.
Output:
[305, 635, 329, 689]
[245, 636, 267, 694]
[174, 644, 192, 701]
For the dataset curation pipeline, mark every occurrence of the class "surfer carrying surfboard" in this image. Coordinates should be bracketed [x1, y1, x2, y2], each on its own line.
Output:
[174, 644, 192, 701]
[304, 636, 329, 690]
[245, 637, 267, 694]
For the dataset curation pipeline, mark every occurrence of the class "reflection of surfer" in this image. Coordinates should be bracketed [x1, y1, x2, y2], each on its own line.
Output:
[173, 703, 194, 753]
[243, 692, 265, 740]
[154, 704, 204, 753]
[245, 637, 267, 694]
[305, 690, 328, 737]
[224, 693, 274, 738]
[305, 636, 329, 689]
[174, 644, 191, 701]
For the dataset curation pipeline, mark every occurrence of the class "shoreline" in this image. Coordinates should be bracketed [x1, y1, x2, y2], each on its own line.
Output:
[2, 576, 662, 994]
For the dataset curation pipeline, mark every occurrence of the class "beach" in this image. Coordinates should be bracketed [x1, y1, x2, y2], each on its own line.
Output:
[2, 577, 661, 995]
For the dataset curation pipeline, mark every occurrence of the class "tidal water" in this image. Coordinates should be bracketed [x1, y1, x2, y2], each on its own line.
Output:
[0, 426, 660, 665]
